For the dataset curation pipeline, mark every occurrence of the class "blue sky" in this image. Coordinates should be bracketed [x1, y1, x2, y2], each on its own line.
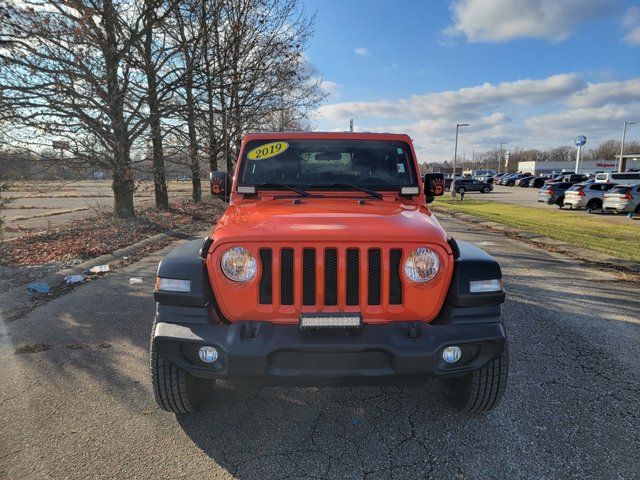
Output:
[303, 0, 640, 162]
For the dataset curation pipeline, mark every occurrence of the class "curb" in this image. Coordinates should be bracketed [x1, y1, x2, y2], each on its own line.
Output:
[431, 206, 640, 274]
[1, 224, 207, 322]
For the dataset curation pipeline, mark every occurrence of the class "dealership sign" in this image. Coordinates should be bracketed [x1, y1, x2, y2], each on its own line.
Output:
[574, 135, 587, 147]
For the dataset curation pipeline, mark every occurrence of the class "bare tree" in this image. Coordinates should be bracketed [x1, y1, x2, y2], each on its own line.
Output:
[0, 0, 161, 217]
[132, 0, 184, 210]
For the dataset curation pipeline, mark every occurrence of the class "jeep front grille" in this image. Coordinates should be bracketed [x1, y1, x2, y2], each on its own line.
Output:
[258, 246, 404, 308]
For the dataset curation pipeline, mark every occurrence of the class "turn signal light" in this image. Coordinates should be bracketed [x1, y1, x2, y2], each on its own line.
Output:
[469, 279, 503, 293]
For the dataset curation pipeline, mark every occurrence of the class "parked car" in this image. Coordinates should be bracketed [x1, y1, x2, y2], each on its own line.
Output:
[515, 175, 535, 187]
[474, 175, 494, 184]
[493, 173, 508, 184]
[454, 178, 493, 193]
[594, 172, 640, 186]
[151, 131, 508, 414]
[498, 173, 517, 186]
[527, 176, 548, 188]
[501, 173, 529, 186]
[603, 184, 640, 215]
[544, 173, 588, 185]
[562, 182, 618, 211]
[474, 169, 496, 177]
[538, 182, 575, 206]
[443, 177, 453, 191]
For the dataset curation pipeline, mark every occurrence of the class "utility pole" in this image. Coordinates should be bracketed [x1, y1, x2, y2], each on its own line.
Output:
[349, 119, 354, 132]
[619, 121, 637, 172]
[499, 142, 508, 173]
[452, 123, 469, 198]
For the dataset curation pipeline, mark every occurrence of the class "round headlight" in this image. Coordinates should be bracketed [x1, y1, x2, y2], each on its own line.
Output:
[221, 247, 257, 282]
[404, 247, 440, 282]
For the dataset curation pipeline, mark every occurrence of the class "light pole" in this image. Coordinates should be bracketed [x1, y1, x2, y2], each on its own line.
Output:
[452, 123, 469, 198]
[498, 142, 508, 174]
[618, 121, 637, 172]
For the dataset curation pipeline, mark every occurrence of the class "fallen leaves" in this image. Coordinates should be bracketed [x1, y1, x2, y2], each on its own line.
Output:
[1, 199, 225, 267]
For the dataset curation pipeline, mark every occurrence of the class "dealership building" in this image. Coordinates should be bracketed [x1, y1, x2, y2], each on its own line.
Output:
[518, 155, 640, 175]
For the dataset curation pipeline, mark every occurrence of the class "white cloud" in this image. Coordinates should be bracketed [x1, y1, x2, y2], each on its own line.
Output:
[354, 47, 370, 56]
[567, 78, 640, 108]
[444, 0, 614, 43]
[525, 104, 635, 143]
[317, 74, 584, 122]
[315, 73, 640, 162]
[318, 79, 340, 97]
[623, 7, 640, 45]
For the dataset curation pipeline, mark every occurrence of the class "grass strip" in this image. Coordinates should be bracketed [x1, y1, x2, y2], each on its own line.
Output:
[433, 197, 640, 263]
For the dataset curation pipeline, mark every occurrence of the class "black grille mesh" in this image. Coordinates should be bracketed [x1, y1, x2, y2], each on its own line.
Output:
[346, 249, 360, 305]
[302, 248, 316, 305]
[324, 248, 338, 305]
[389, 249, 403, 305]
[259, 249, 272, 304]
[368, 249, 381, 305]
[280, 248, 294, 305]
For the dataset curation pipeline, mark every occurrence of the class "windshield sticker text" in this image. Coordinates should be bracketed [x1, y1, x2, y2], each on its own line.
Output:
[247, 141, 289, 160]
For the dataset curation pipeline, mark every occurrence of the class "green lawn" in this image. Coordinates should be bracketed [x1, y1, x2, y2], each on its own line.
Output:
[433, 197, 640, 263]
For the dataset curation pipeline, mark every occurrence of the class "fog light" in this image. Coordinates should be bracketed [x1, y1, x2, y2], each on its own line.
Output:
[442, 346, 462, 364]
[198, 346, 218, 364]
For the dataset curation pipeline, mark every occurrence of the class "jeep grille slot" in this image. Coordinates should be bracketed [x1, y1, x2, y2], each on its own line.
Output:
[324, 248, 338, 306]
[389, 249, 403, 305]
[281, 248, 294, 305]
[368, 249, 382, 305]
[346, 248, 360, 306]
[259, 248, 272, 304]
[255, 244, 406, 311]
[302, 248, 316, 306]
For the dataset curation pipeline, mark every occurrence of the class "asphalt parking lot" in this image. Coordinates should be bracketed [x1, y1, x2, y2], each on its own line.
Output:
[1, 216, 639, 479]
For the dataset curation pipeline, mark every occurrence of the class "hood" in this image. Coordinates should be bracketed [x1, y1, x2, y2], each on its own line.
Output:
[212, 198, 450, 247]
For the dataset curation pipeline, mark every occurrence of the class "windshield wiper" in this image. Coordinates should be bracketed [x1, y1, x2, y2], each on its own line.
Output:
[254, 182, 311, 197]
[329, 183, 384, 200]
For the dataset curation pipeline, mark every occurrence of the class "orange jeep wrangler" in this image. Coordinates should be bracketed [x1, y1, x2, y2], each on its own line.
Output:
[151, 132, 508, 413]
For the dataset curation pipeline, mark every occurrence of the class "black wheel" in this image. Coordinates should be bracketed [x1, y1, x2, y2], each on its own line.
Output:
[555, 196, 564, 207]
[458, 187, 465, 194]
[586, 199, 601, 213]
[443, 343, 509, 413]
[444, 186, 450, 192]
[507, 182, 514, 187]
[483, 186, 491, 193]
[150, 323, 211, 413]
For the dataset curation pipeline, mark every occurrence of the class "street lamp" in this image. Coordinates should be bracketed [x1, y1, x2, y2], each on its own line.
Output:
[452, 123, 469, 198]
[619, 121, 637, 172]
[499, 142, 508, 174]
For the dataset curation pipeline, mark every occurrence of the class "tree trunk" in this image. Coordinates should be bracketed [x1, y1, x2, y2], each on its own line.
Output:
[104, 0, 135, 218]
[112, 162, 135, 218]
[143, 8, 169, 210]
[185, 77, 200, 202]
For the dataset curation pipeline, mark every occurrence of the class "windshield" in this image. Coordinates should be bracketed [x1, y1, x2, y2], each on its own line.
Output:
[238, 139, 418, 191]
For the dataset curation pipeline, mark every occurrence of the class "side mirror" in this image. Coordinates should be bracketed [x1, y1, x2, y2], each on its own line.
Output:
[210, 171, 229, 202]
[423, 173, 444, 203]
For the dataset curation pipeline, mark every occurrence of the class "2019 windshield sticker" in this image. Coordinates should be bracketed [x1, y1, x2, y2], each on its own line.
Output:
[247, 141, 289, 160]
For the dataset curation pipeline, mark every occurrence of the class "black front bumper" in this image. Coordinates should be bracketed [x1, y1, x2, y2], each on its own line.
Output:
[153, 317, 506, 386]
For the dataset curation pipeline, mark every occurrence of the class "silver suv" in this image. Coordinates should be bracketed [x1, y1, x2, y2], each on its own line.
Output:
[603, 184, 640, 215]
[562, 182, 617, 211]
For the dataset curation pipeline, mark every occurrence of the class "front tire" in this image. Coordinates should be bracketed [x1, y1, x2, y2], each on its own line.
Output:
[483, 186, 491, 193]
[150, 326, 211, 413]
[443, 344, 509, 413]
